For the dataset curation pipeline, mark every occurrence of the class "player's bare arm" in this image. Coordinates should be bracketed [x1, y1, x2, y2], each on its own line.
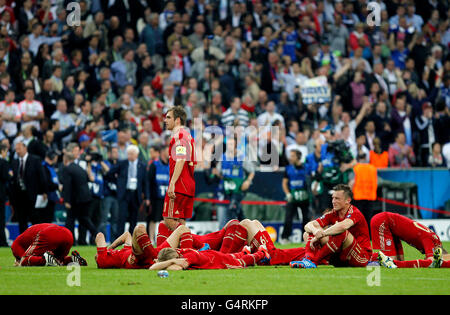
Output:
[149, 258, 178, 270]
[168, 158, 185, 199]
[108, 231, 132, 250]
[304, 220, 324, 236]
[322, 219, 354, 237]
[150, 258, 188, 270]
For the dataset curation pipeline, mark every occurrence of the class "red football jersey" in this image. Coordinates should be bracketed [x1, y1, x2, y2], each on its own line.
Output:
[385, 212, 441, 254]
[96, 246, 133, 269]
[316, 205, 372, 255]
[177, 248, 245, 269]
[168, 127, 196, 197]
[11, 223, 58, 259]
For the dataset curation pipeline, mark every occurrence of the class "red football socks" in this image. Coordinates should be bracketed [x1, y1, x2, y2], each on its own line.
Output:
[313, 232, 347, 263]
[220, 224, 248, 253]
[179, 232, 194, 249]
[20, 256, 46, 266]
[393, 259, 433, 268]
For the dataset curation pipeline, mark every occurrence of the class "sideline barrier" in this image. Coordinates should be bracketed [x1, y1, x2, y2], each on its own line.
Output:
[4, 219, 450, 244]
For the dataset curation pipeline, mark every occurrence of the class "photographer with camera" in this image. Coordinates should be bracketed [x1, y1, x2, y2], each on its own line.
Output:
[316, 125, 356, 213]
[79, 145, 110, 245]
[215, 136, 255, 229]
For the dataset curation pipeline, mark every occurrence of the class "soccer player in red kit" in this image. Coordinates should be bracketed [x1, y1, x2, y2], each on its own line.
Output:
[162, 106, 196, 233]
[293, 184, 372, 268]
[150, 246, 270, 270]
[95, 224, 201, 269]
[11, 223, 87, 266]
[240, 219, 306, 266]
[371, 212, 450, 268]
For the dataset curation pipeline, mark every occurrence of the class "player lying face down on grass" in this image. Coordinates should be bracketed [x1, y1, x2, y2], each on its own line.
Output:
[162, 106, 196, 232]
[150, 244, 271, 270]
[370, 212, 450, 268]
[95, 224, 207, 269]
[157, 217, 306, 265]
[293, 184, 372, 268]
[11, 223, 87, 266]
[156, 219, 249, 253]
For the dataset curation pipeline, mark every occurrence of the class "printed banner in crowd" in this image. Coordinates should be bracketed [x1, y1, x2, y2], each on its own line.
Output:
[301, 76, 331, 104]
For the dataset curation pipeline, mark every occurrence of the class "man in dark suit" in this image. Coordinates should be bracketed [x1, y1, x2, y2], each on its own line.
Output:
[10, 141, 46, 233]
[61, 152, 98, 245]
[0, 144, 11, 246]
[108, 145, 149, 240]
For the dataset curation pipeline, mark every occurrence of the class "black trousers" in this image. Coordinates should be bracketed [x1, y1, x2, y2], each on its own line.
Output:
[281, 200, 310, 239]
[65, 200, 98, 245]
[14, 190, 39, 234]
[79, 197, 101, 245]
[39, 200, 55, 224]
[117, 190, 140, 239]
[224, 192, 245, 223]
[352, 199, 376, 233]
[0, 200, 7, 246]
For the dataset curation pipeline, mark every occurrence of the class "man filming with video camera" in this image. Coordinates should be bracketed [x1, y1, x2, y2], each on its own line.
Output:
[80, 145, 110, 245]
[315, 126, 356, 214]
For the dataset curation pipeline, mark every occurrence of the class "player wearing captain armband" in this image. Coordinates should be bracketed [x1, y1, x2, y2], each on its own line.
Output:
[159, 106, 196, 242]
[279, 149, 311, 245]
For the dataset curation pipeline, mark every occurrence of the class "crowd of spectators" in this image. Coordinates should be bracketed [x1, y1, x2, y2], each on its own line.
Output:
[0, 0, 450, 244]
[0, 0, 448, 170]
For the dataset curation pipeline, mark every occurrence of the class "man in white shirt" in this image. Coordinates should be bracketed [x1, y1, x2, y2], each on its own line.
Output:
[19, 88, 44, 131]
[51, 98, 75, 145]
[221, 97, 249, 127]
[257, 101, 285, 128]
[0, 89, 20, 137]
[28, 23, 63, 57]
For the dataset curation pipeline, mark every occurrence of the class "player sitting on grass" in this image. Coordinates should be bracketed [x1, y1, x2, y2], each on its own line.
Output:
[95, 224, 208, 269]
[11, 223, 87, 266]
[290, 184, 372, 268]
[371, 212, 450, 268]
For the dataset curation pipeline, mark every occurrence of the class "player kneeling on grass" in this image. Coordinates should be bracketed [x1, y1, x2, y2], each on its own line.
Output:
[290, 184, 372, 268]
[95, 224, 208, 269]
[11, 223, 87, 266]
[370, 212, 450, 268]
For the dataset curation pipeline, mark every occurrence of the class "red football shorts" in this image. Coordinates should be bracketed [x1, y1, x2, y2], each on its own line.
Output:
[337, 237, 371, 267]
[163, 192, 194, 220]
[22, 225, 73, 260]
[370, 212, 404, 258]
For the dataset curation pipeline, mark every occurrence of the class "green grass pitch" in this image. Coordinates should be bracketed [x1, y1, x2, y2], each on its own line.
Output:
[1, 242, 450, 295]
